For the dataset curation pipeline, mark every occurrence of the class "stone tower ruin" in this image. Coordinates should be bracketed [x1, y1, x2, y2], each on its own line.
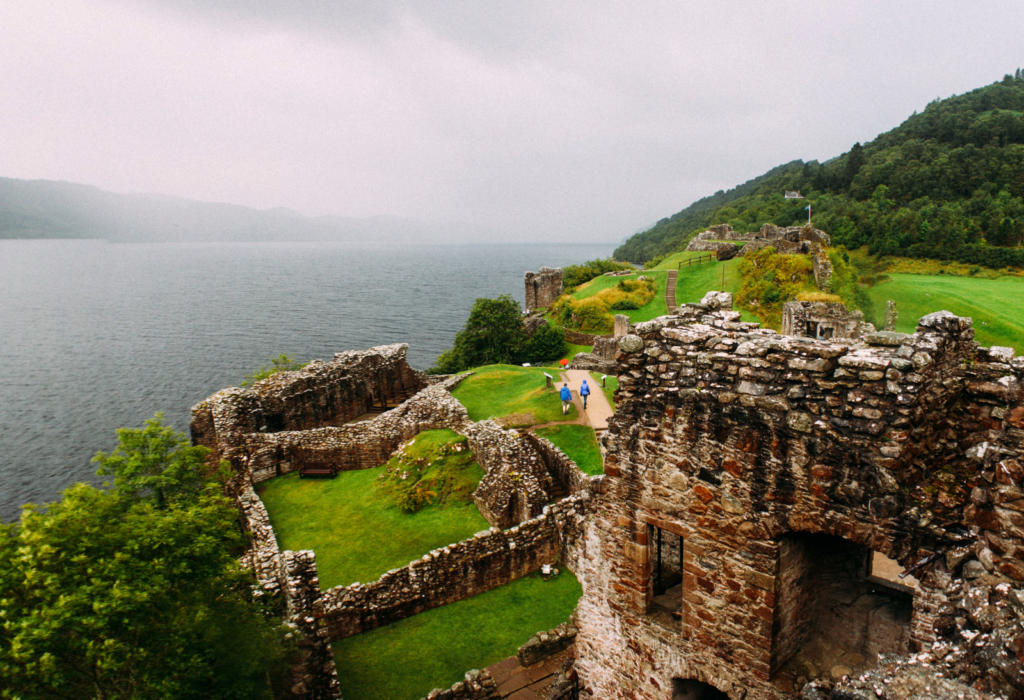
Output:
[525, 266, 563, 310]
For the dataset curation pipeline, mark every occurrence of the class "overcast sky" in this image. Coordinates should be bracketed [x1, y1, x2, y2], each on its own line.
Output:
[2, 1, 1022, 243]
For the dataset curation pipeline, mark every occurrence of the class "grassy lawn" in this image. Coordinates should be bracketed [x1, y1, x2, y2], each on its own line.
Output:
[259, 431, 488, 589]
[569, 271, 669, 323]
[332, 569, 583, 700]
[452, 365, 578, 424]
[648, 249, 727, 270]
[863, 274, 1024, 352]
[601, 375, 618, 409]
[672, 257, 759, 322]
[534, 424, 603, 475]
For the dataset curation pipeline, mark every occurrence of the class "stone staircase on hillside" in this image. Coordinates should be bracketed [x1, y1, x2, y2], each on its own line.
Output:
[665, 270, 678, 312]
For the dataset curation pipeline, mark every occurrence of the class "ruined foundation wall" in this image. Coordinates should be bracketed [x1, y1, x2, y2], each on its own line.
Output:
[237, 383, 471, 482]
[191, 344, 427, 458]
[321, 497, 588, 641]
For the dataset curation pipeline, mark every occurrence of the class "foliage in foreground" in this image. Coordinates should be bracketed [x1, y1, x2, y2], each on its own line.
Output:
[615, 73, 1024, 269]
[241, 353, 307, 387]
[429, 295, 566, 374]
[376, 430, 482, 512]
[0, 415, 293, 700]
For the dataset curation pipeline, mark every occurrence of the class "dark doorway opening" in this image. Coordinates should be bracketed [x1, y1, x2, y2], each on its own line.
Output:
[648, 525, 683, 627]
[671, 678, 729, 700]
[771, 534, 913, 685]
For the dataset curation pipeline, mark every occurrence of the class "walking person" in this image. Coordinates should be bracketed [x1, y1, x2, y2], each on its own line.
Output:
[580, 379, 591, 410]
[560, 383, 572, 415]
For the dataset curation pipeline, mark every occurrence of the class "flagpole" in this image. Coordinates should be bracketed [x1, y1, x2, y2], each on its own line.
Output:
[807, 203, 812, 225]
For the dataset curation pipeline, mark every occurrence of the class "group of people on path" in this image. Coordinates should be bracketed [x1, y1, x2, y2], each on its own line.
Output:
[560, 379, 591, 414]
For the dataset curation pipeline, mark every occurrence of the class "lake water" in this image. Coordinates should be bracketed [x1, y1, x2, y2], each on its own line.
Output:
[0, 239, 611, 520]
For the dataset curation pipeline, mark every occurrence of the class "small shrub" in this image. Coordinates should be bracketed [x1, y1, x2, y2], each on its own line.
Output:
[242, 354, 307, 387]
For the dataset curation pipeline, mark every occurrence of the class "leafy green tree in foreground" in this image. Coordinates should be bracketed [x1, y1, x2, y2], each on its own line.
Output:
[0, 414, 293, 700]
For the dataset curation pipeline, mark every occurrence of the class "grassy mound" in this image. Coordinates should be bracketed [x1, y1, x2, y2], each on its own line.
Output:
[259, 432, 488, 589]
[332, 569, 583, 700]
[534, 424, 603, 476]
[376, 430, 480, 512]
[451, 365, 578, 425]
[863, 274, 1024, 351]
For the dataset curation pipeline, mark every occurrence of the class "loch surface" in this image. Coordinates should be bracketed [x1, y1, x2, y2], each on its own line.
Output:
[0, 239, 611, 520]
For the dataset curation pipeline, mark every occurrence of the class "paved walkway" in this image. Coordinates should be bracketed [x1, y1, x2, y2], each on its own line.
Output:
[558, 369, 614, 431]
[486, 648, 572, 699]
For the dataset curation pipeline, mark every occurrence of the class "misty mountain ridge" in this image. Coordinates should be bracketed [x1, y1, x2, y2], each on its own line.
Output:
[0, 177, 488, 244]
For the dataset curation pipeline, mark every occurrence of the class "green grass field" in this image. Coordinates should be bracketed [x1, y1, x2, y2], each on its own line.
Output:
[601, 375, 618, 409]
[452, 365, 578, 424]
[570, 271, 669, 323]
[259, 438, 488, 589]
[332, 570, 582, 700]
[863, 274, 1024, 352]
[534, 424, 603, 475]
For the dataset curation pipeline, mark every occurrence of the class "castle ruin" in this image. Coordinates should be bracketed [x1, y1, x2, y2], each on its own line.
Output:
[193, 297, 1024, 699]
[525, 267, 564, 310]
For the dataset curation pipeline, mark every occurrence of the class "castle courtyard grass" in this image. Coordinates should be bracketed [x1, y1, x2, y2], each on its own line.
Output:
[258, 451, 488, 589]
[451, 365, 578, 424]
[534, 424, 603, 475]
[332, 569, 583, 700]
[863, 273, 1024, 352]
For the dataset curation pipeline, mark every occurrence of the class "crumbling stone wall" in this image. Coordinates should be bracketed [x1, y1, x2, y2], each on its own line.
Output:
[236, 381, 471, 482]
[525, 267, 563, 309]
[191, 343, 426, 456]
[321, 496, 590, 640]
[686, 224, 831, 259]
[570, 307, 1000, 700]
[278, 551, 341, 700]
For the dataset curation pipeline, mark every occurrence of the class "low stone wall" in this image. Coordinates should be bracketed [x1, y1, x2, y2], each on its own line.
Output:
[525, 433, 595, 498]
[277, 551, 341, 700]
[321, 498, 589, 640]
[422, 670, 500, 700]
[517, 621, 578, 667]
[238, 383, 471, 482]
[467, 421, 562, 528]
[563, 328, 610, 346]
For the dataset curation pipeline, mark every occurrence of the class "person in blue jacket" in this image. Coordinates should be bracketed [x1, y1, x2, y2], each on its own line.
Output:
[560, 383, 572, 414]
[580, 379, 591, 409]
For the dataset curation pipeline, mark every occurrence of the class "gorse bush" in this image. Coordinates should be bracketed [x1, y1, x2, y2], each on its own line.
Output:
[735, 247, 817, 328]
[375, 430, 481, 513]
[550, 276, 656, 333]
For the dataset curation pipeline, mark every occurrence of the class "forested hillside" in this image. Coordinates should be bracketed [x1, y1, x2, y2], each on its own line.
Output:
[616, 72, 1024, 267]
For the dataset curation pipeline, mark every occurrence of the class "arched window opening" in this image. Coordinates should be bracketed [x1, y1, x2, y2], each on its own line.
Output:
[671, 678, 729, 700]
[770, 534, 913, 685]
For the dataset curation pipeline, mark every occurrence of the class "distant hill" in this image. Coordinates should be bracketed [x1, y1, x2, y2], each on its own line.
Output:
[0, 178, 484, 243]
[616, 71, 1024, 268]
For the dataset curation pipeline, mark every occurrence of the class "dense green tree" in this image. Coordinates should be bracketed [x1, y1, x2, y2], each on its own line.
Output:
[429, 295, 529, 373]
[521, 323, 567, 363]
[0, 417, 293, 700]
[614, 73, 1024, 268]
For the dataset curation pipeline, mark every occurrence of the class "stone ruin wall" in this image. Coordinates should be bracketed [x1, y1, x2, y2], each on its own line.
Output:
[780, 300, 872, 341]
[321, 495, 592, 641]
[191, 343, 601, 700]
[525, 266, 564, 310]
[238, 380, 471, 483]
[191, 343, 428, 459]
[684, 224, 833, 275]
[569, 305, 1024, 700]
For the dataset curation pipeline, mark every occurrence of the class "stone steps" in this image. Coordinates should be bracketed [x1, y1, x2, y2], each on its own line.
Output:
[666, 270, 678, 312]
